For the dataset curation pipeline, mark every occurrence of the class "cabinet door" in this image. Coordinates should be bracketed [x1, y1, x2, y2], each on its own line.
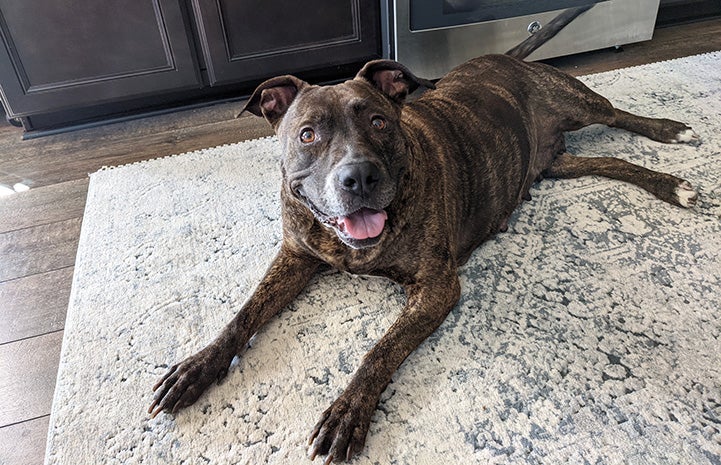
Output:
[192, 0, 381, 86]
[0, 0, 201, 118]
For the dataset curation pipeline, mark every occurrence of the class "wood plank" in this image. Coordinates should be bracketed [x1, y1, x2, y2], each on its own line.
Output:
[546, 18, 721, 76]
[0, 268, 72, 344]
[0, 331, 63, 427]
[0, 98, 243, 153]
[0, 217, 82, 282]
[0, 416, 49, 465]
[0, 109, 273, 190]
[0, 178, 88, 234]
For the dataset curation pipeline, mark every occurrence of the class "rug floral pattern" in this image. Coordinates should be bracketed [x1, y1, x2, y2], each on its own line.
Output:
[46, 53, 721, 464]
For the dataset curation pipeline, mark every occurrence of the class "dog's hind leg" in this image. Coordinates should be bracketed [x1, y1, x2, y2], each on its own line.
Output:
[543, 152, 698, 208]
[610, 109, 701, 145]
[530, 63, 700, 146]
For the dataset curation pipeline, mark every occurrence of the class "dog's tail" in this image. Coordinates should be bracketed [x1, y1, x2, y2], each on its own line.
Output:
[505, 5, 594, 60]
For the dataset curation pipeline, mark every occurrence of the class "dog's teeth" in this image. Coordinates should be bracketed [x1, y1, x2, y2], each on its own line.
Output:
[674, 181, 698, 208]
[674, 128, 700, 144]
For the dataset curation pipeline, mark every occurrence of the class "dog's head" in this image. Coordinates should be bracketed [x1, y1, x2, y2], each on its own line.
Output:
[241, 60, 435, 249]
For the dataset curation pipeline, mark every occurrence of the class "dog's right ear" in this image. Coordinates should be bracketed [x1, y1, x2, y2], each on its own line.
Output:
[238, 75, 308, 128]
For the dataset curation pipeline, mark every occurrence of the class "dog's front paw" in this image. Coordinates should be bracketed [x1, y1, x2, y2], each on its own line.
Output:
[308, 392, 376, 464]
[148, 344, 232, 418]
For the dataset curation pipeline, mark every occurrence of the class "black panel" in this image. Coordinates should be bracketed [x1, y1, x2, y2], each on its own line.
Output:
[193, 0, 381, 85]
[223, 1, 356, 59]
[1, 0, 172, 90]
[0, 0, 200, 117]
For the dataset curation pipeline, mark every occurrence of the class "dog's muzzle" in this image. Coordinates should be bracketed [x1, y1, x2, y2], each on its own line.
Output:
[332, 161, 388, 241]
[293, 160, 392, 248]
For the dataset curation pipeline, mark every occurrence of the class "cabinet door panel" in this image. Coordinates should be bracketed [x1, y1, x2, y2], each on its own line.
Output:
[0, 0, 200, 117]
[193, 0, 381, 85]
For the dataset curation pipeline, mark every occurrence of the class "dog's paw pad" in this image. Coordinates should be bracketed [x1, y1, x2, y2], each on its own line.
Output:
[674, 181, 698, 208]
[673, 128, 701, 145]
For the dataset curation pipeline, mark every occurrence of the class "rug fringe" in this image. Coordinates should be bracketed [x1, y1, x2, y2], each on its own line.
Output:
[93, 135, 278, 175]
[578, 50, 720, 79]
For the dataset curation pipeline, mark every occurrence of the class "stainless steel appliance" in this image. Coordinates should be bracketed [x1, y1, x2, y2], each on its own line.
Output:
[390, 0, 661, 78]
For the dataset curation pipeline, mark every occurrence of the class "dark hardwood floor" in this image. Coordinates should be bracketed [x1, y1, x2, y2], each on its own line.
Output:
[1, 18, 720, 465]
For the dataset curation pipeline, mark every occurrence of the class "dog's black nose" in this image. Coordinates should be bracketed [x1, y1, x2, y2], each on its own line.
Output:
[337, 162, 381, 196]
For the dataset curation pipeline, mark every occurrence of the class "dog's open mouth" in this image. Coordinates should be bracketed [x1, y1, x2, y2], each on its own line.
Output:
[331, 208, 388, 241]
[294, 189, 389, 248]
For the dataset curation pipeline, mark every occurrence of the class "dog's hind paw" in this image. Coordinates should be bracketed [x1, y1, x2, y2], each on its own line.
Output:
[673, 128, 701, 145]
[674, 181, 698, 208]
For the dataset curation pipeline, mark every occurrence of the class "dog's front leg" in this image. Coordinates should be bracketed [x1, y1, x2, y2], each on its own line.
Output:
[308, 270, 461, 463]
[149, 245, 320, 418]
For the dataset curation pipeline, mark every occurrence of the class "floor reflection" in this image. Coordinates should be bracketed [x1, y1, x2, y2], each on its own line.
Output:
[0, 182, 30, 197]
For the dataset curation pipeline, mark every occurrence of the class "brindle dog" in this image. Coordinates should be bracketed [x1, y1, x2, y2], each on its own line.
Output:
[149, 6, 699, 463]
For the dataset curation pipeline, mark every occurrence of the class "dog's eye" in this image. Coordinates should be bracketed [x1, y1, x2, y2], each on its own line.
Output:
[371, 117, 386, 130]
[300, 128, 315, 143]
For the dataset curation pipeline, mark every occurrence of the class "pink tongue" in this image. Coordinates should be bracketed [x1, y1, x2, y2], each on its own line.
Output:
[337, 208, 387, 240]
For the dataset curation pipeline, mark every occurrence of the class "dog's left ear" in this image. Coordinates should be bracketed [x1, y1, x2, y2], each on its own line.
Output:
[239, 75, 309, 128]
[355, 60, 435, 103]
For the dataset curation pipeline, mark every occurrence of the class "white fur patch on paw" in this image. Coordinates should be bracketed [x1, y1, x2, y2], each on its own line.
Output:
[674, 128, 701, 145]
[675, 181, 698, 208]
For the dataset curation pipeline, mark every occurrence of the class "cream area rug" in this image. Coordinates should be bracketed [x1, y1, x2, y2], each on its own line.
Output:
[46, 53, 720, 465]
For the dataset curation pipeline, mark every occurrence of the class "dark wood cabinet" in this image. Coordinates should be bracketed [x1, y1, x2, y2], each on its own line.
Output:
[0, 0, 201, 118]
[0, 0, 383, 135]
[192, 0, 381, 85]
